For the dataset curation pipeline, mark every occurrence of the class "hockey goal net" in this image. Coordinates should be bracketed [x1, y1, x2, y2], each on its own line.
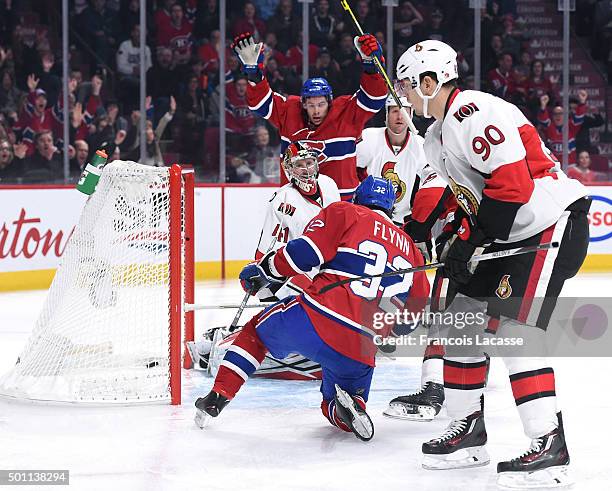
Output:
[0, 161, 194, 405]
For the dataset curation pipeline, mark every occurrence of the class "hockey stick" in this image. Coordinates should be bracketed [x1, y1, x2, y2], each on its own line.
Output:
[339, 0, 419, 135]
[185, 303, 272, 311]
[318, 241, 559, 294]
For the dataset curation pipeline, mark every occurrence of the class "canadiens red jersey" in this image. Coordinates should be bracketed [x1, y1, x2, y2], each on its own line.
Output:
[246, 73, 387, 199]
[537, 103, 586, 164]
[270, 201, 430, 366]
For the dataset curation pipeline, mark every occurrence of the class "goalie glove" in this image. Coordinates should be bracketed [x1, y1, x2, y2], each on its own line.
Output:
[231, 32, 264, 80]
[354, 34, 384, 73]
[239, 251, 286, 295]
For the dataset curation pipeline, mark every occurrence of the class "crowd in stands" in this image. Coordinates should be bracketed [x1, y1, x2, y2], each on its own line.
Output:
[0, 0, 609, 186]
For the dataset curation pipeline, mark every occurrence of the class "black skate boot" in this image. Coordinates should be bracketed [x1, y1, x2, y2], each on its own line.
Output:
[194, 390, 230, 429]
[422, 397, 489, 469]
[384, 381, 445, 421]
[333, 384, 374, 442]
[497, 412, 572, 488]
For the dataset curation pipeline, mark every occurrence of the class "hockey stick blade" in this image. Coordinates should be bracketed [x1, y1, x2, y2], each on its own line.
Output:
[318, 241, 559, 294]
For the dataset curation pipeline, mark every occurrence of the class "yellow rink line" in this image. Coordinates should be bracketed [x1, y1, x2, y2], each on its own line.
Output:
[1, 256, 611, 292]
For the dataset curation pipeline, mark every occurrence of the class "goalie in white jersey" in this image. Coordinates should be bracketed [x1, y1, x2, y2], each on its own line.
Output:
[187, 142, 340, 380]
[392, 40, 590, 488]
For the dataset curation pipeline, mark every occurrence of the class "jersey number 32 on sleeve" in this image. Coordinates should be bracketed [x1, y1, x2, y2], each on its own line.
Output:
[350, 240, 413, 313]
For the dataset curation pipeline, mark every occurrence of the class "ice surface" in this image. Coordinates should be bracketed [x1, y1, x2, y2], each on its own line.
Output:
[0, 274, 610, 490]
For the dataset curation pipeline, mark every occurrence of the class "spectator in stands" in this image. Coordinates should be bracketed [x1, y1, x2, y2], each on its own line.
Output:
[353, 0, 380, 35]
[69, 139, 89, 176]
[177, 75, 208, 166]
[394, 1, 424, 52]
[154, 0, 175, 34]
[420, 8, 447, 43]
[265, 57, 300, 95]
[500, 15, 523, 59]
[263, 32, 288, 66]
[198, 30, 229, 78]
[0, 70, 23, 116]
[514, 49, 531, 80]
[310, 0, 339, 49]
[0, 1, 17, 47]
[227, 155, 262, 184]
[310, 48, 342, 95]
[79, 0, 119, 68]
[526, 60, 558, 113]
[0, 139, 25, 182]
[487, 52, 515, 100]
[333, 33, 360, 94]
[147, 47, 178, 122]
[35, 51, 61, 107]
[119, 0, 152, 43]
[157, 3, 193, 66]
[68, 74, 104, 144]
[232, 1, 267, 41]
[22, 130, 63, 182]
[125, 96, 176, 167]
[537, 90, 588, 165]
[267, 0, 301, 53]
[257, 0, 281, 21]
[116, 24, 152, 112]
[285, 30, 319, 74]
[570, 96, 605, 152]
[566, 150, 603, 184]
[247, 125, 280, 183]
[13, 75, 64, 157]
[484, 34, 504, 72]
[193, 0, 219, 43]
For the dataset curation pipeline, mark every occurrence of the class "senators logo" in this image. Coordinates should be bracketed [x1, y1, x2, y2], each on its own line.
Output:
[381, 162, 407, 203]
[449, 178, 479, 216]
[415, 44, 423, 52]
[495, 275, 513, 299]
[277, 202, 296, 216]
[453, 103, 479, 123]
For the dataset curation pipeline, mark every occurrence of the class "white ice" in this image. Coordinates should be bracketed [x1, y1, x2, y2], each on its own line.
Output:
[1, 274, 611, 491]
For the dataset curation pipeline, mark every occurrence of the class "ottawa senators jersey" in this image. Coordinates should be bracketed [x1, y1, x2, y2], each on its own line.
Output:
[255, 174, 340, 259]
[271, 201, 430, 366]
[423, 89, 587, 243]
[356, 127, 427, 225]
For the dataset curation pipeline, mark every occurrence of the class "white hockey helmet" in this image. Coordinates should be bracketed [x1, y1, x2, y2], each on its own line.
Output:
[282, 141, 322, 194]
[395, 40, 458, 118]
[385, 94, 414, 133]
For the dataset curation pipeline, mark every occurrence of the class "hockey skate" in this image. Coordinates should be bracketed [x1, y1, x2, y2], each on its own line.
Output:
[497, 413, 572, 489]
[334, 384, 374, 442]
[384, 381, 444, 421]
[422, 402, 489, 470]
[194, 390, 230, 429]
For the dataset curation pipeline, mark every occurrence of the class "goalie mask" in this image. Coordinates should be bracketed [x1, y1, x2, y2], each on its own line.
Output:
[282, 142, 322, 195]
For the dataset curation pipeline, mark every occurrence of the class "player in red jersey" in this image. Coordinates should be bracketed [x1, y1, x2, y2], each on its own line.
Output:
[231, 32, 388, 200]
[194, 176, 429, 441]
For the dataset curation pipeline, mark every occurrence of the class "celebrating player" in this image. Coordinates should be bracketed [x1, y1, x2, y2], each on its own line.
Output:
[393, 40, 590, 488]
[194, 176, 429, 441]
[187, 142, 339, 380]
[231, 32, 387, 200]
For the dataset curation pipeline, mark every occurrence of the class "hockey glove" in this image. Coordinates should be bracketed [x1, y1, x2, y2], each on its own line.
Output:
[404, 218, 433, 263]
[231, 33, 264, 80]
[444, 217, 490, 285]
[239, 252, 286, 295]
[354, 34, 384, 73]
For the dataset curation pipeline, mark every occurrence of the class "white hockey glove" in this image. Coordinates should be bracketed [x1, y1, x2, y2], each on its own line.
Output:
[231, 33, 264, 77]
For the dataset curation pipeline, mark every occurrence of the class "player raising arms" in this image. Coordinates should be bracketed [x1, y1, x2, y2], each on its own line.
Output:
[186, 142, 339, 380]
[393, 40, 590, 487]
[194, 176, 429, 441]
[231, 32, 387, 200]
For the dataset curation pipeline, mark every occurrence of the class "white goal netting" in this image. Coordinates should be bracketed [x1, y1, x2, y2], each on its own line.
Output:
[0, 161, 185, 404]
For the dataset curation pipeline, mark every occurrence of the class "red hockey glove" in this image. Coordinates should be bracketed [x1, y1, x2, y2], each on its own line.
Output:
[354, 34, 384, 73]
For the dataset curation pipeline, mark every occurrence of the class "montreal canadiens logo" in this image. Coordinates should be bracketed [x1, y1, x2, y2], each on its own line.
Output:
[381, 162, 407, 203]
[449, 178, 479, 216]
[297, 140, 327, 164]
[453, 102, 479, 123]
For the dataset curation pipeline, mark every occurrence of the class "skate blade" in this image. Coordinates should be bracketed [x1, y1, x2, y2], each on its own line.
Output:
[334, 385, 374, 442]
[422, 446, 490, 470]
[194, 409, 213, 429]
[383, 403, 436, 421]
[497, 465, 573, 489]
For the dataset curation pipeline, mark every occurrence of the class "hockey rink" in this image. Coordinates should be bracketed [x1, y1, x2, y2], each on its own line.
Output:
[0, 274, 611, 491]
